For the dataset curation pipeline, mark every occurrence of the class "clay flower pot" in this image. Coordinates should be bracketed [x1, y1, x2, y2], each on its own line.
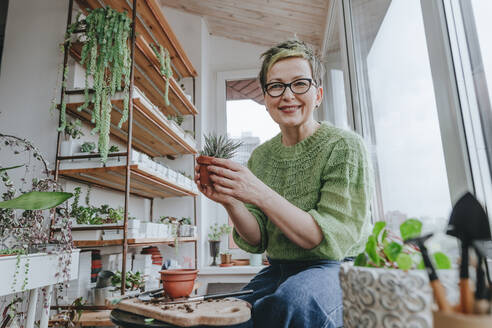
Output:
[196, 155, 214, 187]
[159, 269, 198, 298]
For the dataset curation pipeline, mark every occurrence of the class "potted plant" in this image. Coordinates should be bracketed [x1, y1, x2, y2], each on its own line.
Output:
[208, 223, 233, 266]
[220, 251, 233, 267]
[60, 119, 84, 156]
[197, 134, 242, 187]
[178, 217, 192, 237]
[340, 218, 454, 328]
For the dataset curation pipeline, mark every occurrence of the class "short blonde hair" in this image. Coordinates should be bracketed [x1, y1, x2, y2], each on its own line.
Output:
[259, 39, 323, 92]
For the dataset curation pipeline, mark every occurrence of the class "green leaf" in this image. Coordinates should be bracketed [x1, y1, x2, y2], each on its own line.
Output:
[365, 235, 381, 266]
[144, 318, 154, 323]
[0, 165, 24, 173]
[383, 242, 403, 262]
[0, 191, 73, 210]
[396, 253, 412, 270]
[372, 221, 386, 241]
[354, 253, 367, 267]
[433, 252, 451, 269]
[400, 218, 422, 241]
[417, 258, 425, 270]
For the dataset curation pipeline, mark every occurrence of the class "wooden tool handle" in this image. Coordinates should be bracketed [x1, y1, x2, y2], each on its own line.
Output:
[459, 278, 474, 314]
[430, 280, 452, 313]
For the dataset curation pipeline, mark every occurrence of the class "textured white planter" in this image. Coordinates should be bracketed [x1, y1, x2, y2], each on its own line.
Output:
[0, 250, 80, 296]
[340, 264, 433, 328]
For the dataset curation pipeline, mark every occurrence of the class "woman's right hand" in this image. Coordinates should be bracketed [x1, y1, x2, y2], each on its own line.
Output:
[194, 163, 239, 206]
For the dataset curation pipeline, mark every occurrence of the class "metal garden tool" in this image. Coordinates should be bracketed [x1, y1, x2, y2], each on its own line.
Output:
[141, 289, 254, 305]
[447, 192, 491, 314]
[404, 233, 452, 313]
[110, 288, 164, 305]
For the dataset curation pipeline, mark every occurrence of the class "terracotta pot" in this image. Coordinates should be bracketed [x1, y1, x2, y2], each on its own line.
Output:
[220, 253, 232, 264]
[159, 269, 198, 298]
[197, 155, 214, 187]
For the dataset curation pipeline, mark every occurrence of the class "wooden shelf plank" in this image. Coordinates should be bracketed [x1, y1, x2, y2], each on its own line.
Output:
[64, 98, 197, 158]
[59, 165, 197, 199]
[75, 0, 196, 79]
[74, 237, 197, 248]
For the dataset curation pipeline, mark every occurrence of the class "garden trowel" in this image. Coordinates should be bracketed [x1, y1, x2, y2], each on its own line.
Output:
[404, 233, 452, 313]
[447, 192, 491, 314]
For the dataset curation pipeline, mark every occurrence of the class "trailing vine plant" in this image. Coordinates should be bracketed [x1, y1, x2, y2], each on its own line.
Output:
[151, 43, 173, 106]
[57, 7, 132, 163]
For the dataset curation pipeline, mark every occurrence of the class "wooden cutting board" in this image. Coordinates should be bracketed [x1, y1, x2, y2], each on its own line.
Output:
[115, 297, 251, 327]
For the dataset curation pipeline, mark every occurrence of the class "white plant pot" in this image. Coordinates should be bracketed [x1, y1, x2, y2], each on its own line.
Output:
[60, 140, 73, 156]
[339, 263, 458, 328]
[72, 230, 102, 241]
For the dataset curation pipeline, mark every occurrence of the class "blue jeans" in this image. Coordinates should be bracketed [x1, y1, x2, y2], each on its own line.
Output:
[232, 258, 343, 328]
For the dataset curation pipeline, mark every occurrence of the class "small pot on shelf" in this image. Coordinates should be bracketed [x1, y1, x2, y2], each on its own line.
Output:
[197, 155, 214, 187]
[209, 240, 220, 266]
[220, 253, 232, 265]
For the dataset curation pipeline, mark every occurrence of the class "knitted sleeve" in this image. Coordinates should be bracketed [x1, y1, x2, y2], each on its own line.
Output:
[232, 152, 269, 254]
[307, 136, 373, 260]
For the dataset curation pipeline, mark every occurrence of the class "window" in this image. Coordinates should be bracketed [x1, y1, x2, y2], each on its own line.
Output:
[443, 0, 492, 211]
[225, 78, 279, 165]
[348, 0, 453, 239]
[322, 0, 351, 130]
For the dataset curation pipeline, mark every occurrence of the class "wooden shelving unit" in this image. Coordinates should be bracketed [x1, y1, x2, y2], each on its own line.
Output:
[69, 40, 198, 116]
[74, 237, 197, 248]
[64, 98, 197, 157]
[51, 0, 200, 302]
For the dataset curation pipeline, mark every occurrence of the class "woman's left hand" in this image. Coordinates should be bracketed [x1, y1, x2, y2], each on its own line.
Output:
[207, 158, 269, 206]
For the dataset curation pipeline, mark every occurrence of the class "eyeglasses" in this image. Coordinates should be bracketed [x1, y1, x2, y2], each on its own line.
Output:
[264, 78, 316, 97]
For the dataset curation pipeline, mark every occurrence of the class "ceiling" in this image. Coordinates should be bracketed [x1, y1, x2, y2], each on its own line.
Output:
[158, 0, 332, 50]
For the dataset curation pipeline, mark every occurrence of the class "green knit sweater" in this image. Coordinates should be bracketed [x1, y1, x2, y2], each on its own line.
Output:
[233, 122, 374, 261]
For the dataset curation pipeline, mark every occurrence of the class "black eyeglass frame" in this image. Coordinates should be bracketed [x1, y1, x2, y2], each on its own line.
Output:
[263, 78, 317, 97]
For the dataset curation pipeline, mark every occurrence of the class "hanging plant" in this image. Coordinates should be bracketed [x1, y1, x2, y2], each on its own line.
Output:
[151, 43, 173, 106]
[58, 7, 132, 163]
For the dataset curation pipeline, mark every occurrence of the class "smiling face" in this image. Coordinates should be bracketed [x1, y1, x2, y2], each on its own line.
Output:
[264, 57, 323, 130]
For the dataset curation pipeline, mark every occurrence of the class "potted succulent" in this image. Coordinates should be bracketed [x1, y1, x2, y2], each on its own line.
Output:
[178, 217, 193, 237]
[208, 223, 233, 266]
[60, 119, 84, 156]
[197, 134, 242, 187]
[340, 218, 454, 328]
[220, 251, 233, 267]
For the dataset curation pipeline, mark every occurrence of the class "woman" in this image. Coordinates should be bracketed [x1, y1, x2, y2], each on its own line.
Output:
[195, 40, 373, 328]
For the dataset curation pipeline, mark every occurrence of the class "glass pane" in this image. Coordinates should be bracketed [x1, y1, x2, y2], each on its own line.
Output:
[324, 1, 350, 129]
[350, 0, 453, 246]
[226, 79, 280, 166]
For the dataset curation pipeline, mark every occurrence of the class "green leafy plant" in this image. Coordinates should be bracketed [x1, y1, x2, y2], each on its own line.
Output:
[0, 249, 27, 256]
[109, 145, 120, 153]
[151, 44, 172, 106]
[64, 119, 84, 140]
[167, 114, 184, 126]
[200, 134, 242, 159]
[208, 223, 233, 241]
[111, 271, 144, 291]
[179, 217, 192, 225]
[354, 218, 451, 271]
[58, 7, 132, 163]
[80, 141, 96, 153]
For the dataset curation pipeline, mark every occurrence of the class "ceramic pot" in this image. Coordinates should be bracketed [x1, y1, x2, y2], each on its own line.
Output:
[159, 269, 198, 298]
[340, 264, 459, 328]
[220, 253, 232, 264]
[197, 155, 214, 187]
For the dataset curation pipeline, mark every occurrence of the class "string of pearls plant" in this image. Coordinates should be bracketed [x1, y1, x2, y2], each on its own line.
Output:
[58, 7, 132, 163]
[151, 43, 173, 106]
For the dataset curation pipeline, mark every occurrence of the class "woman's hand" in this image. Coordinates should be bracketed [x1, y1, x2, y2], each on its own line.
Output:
[194, 162, 238, 206]
[205, 158, 269, 206]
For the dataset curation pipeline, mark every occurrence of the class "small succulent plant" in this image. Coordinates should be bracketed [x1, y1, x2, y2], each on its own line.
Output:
[200, 133, 242, 159]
